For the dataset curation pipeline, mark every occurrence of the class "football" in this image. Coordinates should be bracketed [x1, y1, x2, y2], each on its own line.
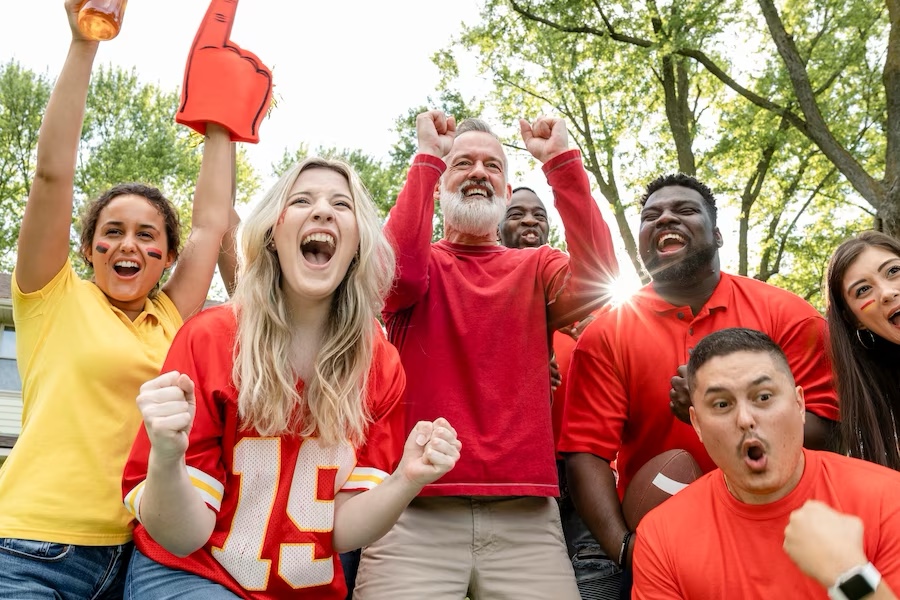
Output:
[622, 449, 702, 530]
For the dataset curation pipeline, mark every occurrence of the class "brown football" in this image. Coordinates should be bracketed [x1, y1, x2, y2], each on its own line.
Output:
[622, 449, 703, 531]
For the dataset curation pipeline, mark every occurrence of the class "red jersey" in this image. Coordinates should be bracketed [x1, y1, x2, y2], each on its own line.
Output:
[123, 306, 406, 600]
[634, 450, 900, 599]
[383, 151, 618, 497]
[560, 273, 839, 497]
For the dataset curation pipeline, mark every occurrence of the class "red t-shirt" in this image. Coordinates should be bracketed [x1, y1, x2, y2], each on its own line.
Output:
[122, 306, 405, 600]
[633, 450, 900, 599]
[383, 151, 618, 497]
[560, 273, 839, 497]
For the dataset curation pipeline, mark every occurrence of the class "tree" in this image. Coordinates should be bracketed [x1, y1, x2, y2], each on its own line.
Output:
[432, 0, 881, 306]
[0, 60, 260, 274]
[0, 61, 51, 270]
[272, 143, 399, 216]
[502, 0, 892, 235]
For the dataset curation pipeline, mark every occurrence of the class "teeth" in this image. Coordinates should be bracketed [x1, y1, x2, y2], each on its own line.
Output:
[115, 260, 140, 268]
[302, 232, 335, 246]
[657, 233, 686, 250]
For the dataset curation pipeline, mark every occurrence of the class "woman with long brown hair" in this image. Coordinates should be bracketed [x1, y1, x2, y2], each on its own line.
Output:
[825, 230, 900, 468]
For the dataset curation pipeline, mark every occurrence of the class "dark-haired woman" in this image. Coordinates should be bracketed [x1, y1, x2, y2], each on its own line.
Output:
[826, 230, 900, 469]
[0, 1, 231, 597]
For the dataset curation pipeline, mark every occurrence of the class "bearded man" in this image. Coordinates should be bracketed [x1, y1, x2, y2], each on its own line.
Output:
[559, 172, 840, 599]
[352, 111, 619, 599]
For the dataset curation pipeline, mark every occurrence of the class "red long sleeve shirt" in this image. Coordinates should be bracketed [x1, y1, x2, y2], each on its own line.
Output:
[383, 150, 618, 496]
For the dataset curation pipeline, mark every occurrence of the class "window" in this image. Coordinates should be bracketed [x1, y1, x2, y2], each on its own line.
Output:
[0, 326, 20, 392]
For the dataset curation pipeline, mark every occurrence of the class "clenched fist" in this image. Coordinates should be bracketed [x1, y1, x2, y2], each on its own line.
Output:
[136, 371, 196, 462]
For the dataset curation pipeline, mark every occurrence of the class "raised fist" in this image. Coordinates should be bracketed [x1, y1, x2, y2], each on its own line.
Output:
[176, 0, 273, 144]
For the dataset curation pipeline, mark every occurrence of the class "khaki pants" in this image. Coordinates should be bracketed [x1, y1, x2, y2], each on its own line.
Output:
[354, 496, 580, 600]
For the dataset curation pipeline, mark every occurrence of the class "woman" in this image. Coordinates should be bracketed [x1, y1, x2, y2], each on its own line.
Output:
[0, 1, 232, 597]
[826, 230, 900, 468]
[122, 157, 461, 599]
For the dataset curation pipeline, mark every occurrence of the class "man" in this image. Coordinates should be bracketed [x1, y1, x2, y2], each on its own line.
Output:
[633, 328, 900, 599]
[499, 187, 621, 598]
[560, 173, 839, 596]
[353, 111, 618, 599]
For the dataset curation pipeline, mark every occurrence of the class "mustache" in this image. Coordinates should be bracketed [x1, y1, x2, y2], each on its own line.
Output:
[460, 179, 496, 196]
[737, 433, 768, 458]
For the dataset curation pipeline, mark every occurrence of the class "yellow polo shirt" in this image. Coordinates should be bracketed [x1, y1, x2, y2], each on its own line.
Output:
[0, 261, 182, 545]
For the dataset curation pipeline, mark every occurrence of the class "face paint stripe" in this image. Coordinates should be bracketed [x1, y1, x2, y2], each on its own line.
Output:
[95, 242, 110, 254]
[861, 299, 876, 311]
[147, 248, 163, 260]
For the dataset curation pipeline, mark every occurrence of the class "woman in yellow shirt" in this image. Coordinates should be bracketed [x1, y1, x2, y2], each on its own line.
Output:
[0, 1, 240, 597]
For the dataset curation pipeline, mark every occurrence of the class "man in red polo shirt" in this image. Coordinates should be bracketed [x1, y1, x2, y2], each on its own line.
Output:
[559, 172, 839, 599]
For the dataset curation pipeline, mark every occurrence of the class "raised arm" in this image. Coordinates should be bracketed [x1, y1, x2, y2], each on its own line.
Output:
[161, 125, 232, 319]
[163, 0, 273, 317]
[16, 1, 98, 293]
[382, 111, 455, 313]
[216, 146, 240, 297]
[518, 117, 619, 329]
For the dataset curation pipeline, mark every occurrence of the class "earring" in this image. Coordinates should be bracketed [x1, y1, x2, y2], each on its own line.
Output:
[856, 328, 875, 349]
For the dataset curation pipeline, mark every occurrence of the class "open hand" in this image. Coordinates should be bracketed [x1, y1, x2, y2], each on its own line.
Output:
[176, 0, 273, 143]
[136, 371, 196, 462]
[669, 364, 691, 424]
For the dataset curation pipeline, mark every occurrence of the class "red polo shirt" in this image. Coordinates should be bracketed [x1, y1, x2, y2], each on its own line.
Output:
[559, 272, 839, 497]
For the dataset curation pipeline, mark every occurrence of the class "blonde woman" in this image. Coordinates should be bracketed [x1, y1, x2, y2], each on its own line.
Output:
[122, 158, 461, 599]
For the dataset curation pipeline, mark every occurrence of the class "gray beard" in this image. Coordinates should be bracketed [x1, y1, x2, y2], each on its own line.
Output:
[441, 186, 506, 237]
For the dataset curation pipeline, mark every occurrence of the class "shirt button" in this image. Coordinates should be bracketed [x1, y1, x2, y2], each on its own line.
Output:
[677, 312, 685, 319]
[689, 328, 694, 335]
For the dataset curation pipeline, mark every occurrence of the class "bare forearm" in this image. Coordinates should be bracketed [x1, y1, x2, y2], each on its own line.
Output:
[217, 207, 240, 297]
[33, 40, 97, 184]
[566, 452, 630, 564]
[190, 126, 232, 235]
[140, 453, 215, 558]
[332, 473, 421, 553]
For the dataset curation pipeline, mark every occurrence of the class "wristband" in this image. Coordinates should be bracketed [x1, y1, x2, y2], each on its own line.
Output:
[618, 530, 634, 568]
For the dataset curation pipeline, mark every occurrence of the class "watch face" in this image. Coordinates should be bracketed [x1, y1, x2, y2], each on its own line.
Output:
[840, 574, 875, 600]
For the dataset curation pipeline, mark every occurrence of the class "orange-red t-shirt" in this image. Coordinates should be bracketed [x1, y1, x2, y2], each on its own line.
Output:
[633, 450, 900, 599]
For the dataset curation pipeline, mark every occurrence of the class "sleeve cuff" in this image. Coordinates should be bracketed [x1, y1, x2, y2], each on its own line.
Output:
[340, 466, 390, 492]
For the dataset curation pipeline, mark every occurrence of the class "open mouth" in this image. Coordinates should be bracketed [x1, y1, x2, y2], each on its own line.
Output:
[301, 232, 336, 266]
[520, 229, 541, 245]
[656, 232, 687, 255]
[113, 260, 141, 277]
[889, 308, 900, 327]
[742, 439, 767, 472]
[461, 181, 494, 199]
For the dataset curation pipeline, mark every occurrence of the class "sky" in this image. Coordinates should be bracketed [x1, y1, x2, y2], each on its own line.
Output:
[0, 1, 485, 177]
[1, 0, 645, 295]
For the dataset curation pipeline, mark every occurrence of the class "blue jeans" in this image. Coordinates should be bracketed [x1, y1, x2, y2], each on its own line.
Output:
[558, 461, 622, 600]
[0, 537, 132, 600]
[340, 550, 361, 599]
[125, 548, 239, 599]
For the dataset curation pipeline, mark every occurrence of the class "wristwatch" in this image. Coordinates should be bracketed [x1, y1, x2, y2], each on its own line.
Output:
[828, 562, 881, 600]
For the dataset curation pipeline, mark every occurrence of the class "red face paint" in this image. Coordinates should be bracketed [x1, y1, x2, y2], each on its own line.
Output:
[95, 242, 110, 254]
[861, 299, 876, 311]
[147, 247, 163, 260]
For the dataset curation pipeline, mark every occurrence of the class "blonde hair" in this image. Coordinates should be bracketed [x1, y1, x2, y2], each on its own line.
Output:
[230, 157, 396, 445]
